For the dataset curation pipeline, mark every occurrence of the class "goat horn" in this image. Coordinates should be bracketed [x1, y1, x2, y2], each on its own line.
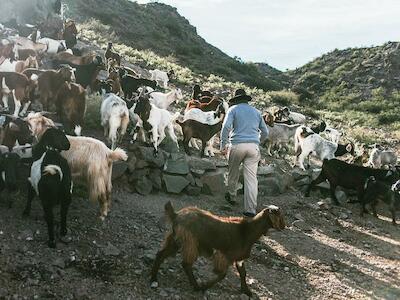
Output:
[41, 111, 57, 116]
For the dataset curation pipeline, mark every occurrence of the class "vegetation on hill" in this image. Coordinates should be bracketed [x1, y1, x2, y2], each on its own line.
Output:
[64, 0, 283, 91]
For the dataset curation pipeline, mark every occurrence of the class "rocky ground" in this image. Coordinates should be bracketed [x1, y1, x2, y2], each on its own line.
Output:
[0, 146, 399, 300]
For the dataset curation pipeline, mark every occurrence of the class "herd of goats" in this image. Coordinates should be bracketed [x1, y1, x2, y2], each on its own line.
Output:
[0, 13, 399, 296]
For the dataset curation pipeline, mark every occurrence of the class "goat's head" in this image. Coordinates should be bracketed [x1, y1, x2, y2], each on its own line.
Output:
[281, 107, 290, 117]
[134, 93, 152, 123]
[40, 127, 70, 151]
[27, 55, 39, 69]
[107, 42, 113, 49]
[0, 152, 20, 192]
[192, 84, 201, 94]
[8, 118, 34, 145]
[263, 112, 275, 127]
[25, 112, 56, 139]
[345, 142, 355, 156]
[99, 80, 113, 95]
[58, 65, 76, 82]
[167, 69, 175, 80]
[175, 88, 183, 101]
[258, 205, 285, 232]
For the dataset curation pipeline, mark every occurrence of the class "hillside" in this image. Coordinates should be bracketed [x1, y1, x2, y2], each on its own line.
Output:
[63, 0, 283, 91]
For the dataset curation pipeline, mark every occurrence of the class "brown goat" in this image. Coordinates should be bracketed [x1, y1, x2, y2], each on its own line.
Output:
[54, 51, 97, 66]
[185, 96, 222, 112]
[56, 82, 86, 135]
[150, 202, 285, 296]
[107, 69, 122, 95]
[15, 56, 39, 73]
[105, 42, 121, 67]
[38, 66, 75, 110]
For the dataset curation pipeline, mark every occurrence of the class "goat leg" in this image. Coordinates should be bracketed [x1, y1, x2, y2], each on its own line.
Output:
[182, 262, 201, 291]
[235, 261, 252, 297]
[23, 182, 35, 217]
[305, 171, 326, 197]
[59, 191, 72, 243]
[42, 203, 56, 248]
[329, 184, 341, 206]
[150, 234, 179, 284]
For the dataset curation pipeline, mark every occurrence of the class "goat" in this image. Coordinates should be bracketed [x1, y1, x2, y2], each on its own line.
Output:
[0, 152, 19, 208]
[38, 65, 76, 110]
[0, 116, 33, 150]
[55, 82, 86, 135]
[149, 88, 183, 110]
[277, 107, 306, 124]
[24, 127, 72, 248]
[54, 51, 97, 66]
[105, 42, 121, 68]
[100, 93, 129, 149]
[185, 96, 225, 112]
[0, 71, 35, 117]
[265, 121, 301, 156]
[130, 94, 180, 154]
[119, 68, 157, 99]
[368, 148, 397, 169]
[323, 127, 342, 144]
[63, 20, 78, 49]
[0, 56, 38, 73]
[25, 113, 128, 220]
[150, 202, 285, 296]
[361, 177, 400, 225]
[107, 68, 122, 95]
[305, 158, 400, 205]
[37, 38, 66, 54]
[149, 69, 170, 89]
[294, 127, 354, 170]
[192, 84, 213, 101]
[0, 42, 17, 63]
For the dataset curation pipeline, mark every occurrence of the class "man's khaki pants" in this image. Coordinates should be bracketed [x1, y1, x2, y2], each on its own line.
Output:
[227, 143, 261, 214]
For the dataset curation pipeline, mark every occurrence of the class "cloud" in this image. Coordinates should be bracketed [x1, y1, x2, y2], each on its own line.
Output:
[135, 0, 400, 70]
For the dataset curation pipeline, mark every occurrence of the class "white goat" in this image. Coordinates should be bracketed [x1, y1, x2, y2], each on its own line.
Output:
[37, 38, 67, 54]
[149, 88, 183, 110]
[130, 103, 180, 153]
[149, 69, 169, 88]
[100, 93, 129, 150]
[323, 127, 342, 144]
[265, 123, 301, 156]
[294, 126, 354, 170]
[25, 112, 128, 220]
[368, 148, 397, 169]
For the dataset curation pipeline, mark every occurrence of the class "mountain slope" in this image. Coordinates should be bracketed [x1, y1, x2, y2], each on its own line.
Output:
[64, 0, 283, 91]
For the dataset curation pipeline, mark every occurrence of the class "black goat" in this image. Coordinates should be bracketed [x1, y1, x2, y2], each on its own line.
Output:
[119, 69, 157, 99]
[306, 159, 400, 205]
[0, 152, 19, 208]
[23, 128, 72, 248]
[310, 121, 326, 134]
[362, 177, 400, 225]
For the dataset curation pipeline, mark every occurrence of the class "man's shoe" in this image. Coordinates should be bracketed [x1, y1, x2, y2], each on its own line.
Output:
[225, 193, 236, 205]
[243, 212, 256, 218]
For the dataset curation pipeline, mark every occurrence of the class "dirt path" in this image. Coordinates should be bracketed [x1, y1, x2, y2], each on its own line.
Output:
[0, 171, 399, 299]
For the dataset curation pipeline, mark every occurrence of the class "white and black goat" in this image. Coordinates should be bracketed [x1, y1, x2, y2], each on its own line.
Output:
[23, 127, 72, 248]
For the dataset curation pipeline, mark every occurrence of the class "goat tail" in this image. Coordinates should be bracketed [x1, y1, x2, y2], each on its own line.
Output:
[164, 201, 176, 224]
[43, 165, 63, 180]
[74, 125, 82, 136]
[108, 147, 128, 162]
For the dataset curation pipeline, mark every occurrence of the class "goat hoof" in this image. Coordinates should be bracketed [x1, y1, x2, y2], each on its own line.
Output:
[48, 240, 56, 248]
[241, 288, 252, 297]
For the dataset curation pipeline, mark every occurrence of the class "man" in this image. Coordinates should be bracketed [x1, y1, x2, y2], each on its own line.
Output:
[220, 89, 269, 217]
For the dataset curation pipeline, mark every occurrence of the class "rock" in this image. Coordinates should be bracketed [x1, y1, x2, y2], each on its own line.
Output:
[186, 173, 195, 185]
[258, 177, 285, 196]
[135, 176, 153, 195]
[195, 178, 203, 188]
[19, 229, 33, 241]
[52, 258, 65, 269]
[127, 155, 137, 172]
[317, 199, 330, 210]
[135, 159, 149, 169]
[294, 213, 304, 221]
[335, 190, 347, 203]
[103, 242, 121, 256]
[258, 164, 276, 176]
[200, 169, 226, 195]
[292, 220, 312, 232]
[112, 161, 127, 180]
[191, 169, 206, 177]
[137, 146, 165, 168]
[187, 156, 216, 172]
[164, 155, 189, 175]
[295, 177, 311, 186]
[338, 212, 349, 220]
[185, 185, 202, 196]
[291, 168, 309, 180]
[128, 168, 150, 183]
[163, 174, 190, 194]
[149, 169, 162, 190]
[150, 281, 159, 288]
[284, 266, 290, 272]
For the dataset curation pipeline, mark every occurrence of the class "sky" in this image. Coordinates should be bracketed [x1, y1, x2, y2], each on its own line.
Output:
[137, 0, 400, 70]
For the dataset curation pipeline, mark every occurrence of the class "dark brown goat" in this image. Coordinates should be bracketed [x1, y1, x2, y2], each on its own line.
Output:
[54, 51, 97, 66]
[56, 82, 86, 135]
[38, 66, 75, 110]
[150, 201, 285, 296]
[105, 42, 121, 66]
[185, 96, 222, 112]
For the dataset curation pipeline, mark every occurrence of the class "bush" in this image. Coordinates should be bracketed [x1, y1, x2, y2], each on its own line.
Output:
[267, 90, 299, 106]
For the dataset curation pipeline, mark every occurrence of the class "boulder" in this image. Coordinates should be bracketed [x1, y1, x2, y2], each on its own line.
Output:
[127, 154, 137, 173]
[137, 146, 165, 168]
[186, 173, 195, 185]
[335, 190, 347, 203]
[185, 185, 202, 196]
[149, 169, 162, 190]
[258, 164, 276, 176]
[187, 156, 216, 172]
[259, 177, 286, 196]
[164, 155, 189, 175]
[135, 176, 153, 195]
[191, 169, 206, 177]
[200, 169, 226, 195]
[163, 174, 190, 194]
[112, 161, 128, 180]
[128, 168, 150, 183]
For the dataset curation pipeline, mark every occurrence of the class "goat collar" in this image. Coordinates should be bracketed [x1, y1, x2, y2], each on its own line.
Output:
[45, 146, 62, 153]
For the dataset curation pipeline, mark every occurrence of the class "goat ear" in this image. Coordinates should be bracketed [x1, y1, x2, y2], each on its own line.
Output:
[346, 143, 353, 152]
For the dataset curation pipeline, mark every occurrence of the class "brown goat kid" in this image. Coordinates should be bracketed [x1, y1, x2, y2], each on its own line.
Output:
[150, 202, 286, 296]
